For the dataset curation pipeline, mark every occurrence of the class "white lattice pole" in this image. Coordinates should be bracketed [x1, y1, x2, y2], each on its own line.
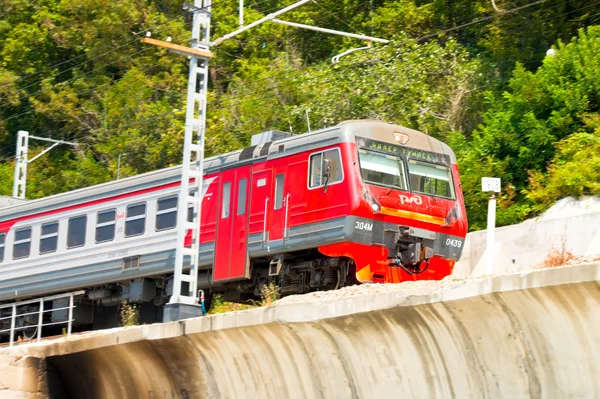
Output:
[12, 131, 28, 199]
[169, 0, 212, 307]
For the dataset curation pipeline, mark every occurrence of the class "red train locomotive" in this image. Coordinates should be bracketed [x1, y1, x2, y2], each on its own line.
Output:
[0, 120, 467, 330]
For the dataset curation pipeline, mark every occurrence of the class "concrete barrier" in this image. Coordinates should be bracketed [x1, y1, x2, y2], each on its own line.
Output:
[2, 263, 599, 398]
[454, 211, 600, 278]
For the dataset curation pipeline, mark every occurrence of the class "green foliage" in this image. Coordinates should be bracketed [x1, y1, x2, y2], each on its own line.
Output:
[208, 294, 255, 314]
[0, 0, 599, 232]
[526, 118, 600, 212]
[120, 300, 139, 327]
[259, 282, 280, 306]
[454, 26, 600, 229]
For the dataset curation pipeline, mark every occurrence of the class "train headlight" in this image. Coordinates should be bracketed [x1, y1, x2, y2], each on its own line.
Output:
[363, 189, 381, 214]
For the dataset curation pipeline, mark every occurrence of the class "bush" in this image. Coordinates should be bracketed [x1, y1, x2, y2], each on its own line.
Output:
[119, 300, 139, 327]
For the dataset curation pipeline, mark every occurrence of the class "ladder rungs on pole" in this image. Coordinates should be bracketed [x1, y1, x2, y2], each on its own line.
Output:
[186, 195, 200, 204]
[189, 143, 202, 152]
[181, 247, 196, 257]
[184, 222, 198, 230]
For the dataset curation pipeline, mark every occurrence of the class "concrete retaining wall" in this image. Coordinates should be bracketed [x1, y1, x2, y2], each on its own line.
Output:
[454, 212, 600, 278]
[2, 263, 599, 398]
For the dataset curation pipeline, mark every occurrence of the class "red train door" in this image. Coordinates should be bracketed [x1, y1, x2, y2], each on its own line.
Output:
[269, 167, 288, 241]
[213, 165, 252, 282]
[249, 168, 272, 246]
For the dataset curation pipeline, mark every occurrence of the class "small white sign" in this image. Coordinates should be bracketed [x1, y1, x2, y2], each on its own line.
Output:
[482, 177, 501, 193]
[257, 178, 266, 187]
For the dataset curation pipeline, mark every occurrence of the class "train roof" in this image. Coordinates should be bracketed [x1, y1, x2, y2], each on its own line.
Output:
[0, 120, 456, 219]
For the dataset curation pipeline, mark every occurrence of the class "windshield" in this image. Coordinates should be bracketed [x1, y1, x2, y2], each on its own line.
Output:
[358, 149, 408, 190]
[408, 160, 455, 199]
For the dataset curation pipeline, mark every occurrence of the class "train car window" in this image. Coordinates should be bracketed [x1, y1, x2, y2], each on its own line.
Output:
[13, 227, 32, 259]
[125, 203, 146, 237]
[309, 153, 323, 187]
[309, 149, 343, 188]
[96, 210, 116, 243]
[275, 174, 284, 210]
[237, 178, 248, 216]
[358, 149, 408, 191]
[67, 216, 87, 249]
[408, 160, 455, 199]
[156, 196, 178, 231]
[221, 183, 231, 219]
[40, 222, 59, 254]
[0, 233, 5, 263]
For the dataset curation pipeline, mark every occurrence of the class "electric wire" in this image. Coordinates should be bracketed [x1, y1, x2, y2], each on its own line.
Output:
[2, 0, 597, 146]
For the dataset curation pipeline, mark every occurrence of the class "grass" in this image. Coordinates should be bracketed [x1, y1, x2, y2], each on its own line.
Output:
[120, 300, 140, 327]
[541, 239, 574, 268]
[209, 281, 281, 314]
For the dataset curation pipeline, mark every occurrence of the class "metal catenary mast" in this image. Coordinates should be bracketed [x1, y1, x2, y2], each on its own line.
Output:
[143, 0, 387, 320]
[12, 131, 77, 200]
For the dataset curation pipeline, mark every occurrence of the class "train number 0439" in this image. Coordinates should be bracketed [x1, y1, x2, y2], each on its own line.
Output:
[445, 238, 462, 248]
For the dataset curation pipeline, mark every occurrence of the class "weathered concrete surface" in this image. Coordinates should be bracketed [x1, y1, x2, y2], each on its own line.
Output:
[2, 263, 599, 398]
[454, 211, 600, 277]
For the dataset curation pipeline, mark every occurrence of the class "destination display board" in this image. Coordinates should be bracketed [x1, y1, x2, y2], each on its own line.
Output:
[355, 136, 451, 166]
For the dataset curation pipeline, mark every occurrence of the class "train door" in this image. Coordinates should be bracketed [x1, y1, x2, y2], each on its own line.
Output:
[248, 168, 273, 250]
[269, 167, 288, 242]
[213, 165, 252, 282]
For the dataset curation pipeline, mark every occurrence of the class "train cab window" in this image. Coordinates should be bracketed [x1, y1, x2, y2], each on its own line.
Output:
[67, 216, 87, 249]
[237, 178, 248, 216]
[0, 233, 5, 262]
[13, 227, 32, 259]
[156, 196, 178, 231]
[275, 174, 284, 210]
[309, 149, 343, 188]
[358, 149, 408, 191]
[408, 160, 455, 199]
[96, 210, 116, 243]
[40, 222, 59, 254]
[125, 203, 146, 237]
[221, 183, 231, 219]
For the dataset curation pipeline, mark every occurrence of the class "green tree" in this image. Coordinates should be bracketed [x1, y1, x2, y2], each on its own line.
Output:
[454, 26, 600, 230]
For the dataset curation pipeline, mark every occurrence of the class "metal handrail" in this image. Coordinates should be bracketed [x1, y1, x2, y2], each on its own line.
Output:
[1, 290, 84, 347]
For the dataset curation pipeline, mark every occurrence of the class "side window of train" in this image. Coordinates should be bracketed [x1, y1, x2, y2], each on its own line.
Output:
[40, 221, 59, 254]
[125, 203, 146, 237]
[156, 196, 178, 231]
[96, 209, 116, 243]
[274, 174, 284, 210]
[309, 148, 343, 188]
[221, 183, 231, 219]
[67, 216, 87, 249]
[237, 178, 248, 216]
[13, 227, 32, 259]
[0, 233, 5, 262]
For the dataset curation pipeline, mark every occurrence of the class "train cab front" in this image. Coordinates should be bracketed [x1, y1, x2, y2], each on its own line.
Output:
[319, 123, 468, 284]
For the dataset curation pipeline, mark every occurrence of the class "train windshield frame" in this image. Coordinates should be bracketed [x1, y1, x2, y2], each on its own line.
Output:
[407, 159, 456, 200]
[358, 149, 409, 191]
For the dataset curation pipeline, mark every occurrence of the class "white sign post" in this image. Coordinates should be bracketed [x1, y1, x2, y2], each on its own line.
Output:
[482, 177, 501, 275]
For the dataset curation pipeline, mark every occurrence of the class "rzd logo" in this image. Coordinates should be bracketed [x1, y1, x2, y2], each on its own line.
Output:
[399, 194, 423, 205]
